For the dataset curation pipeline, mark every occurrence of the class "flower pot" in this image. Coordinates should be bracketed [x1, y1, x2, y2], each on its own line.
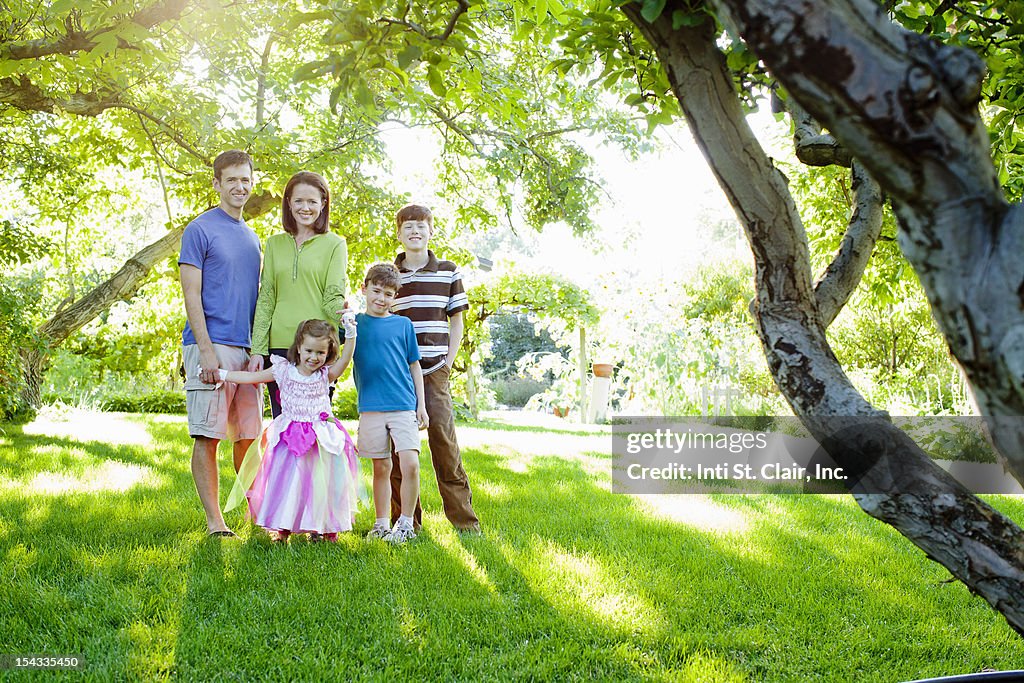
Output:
[553, 406, 569, 418]
[592, 363, 613, 378]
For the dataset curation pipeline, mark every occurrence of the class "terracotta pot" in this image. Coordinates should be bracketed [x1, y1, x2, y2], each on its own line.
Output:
[553, 406, 569, 418]
[592, 363, 613, 378]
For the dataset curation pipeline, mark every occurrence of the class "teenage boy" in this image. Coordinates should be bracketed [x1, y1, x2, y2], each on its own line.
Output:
[352, 263, 428, 544]
[390, 204, 481, 533]
[179, 149, 264, 537]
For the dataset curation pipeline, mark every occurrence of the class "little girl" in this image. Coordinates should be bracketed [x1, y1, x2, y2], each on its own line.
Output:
[223, 317, 359, 542]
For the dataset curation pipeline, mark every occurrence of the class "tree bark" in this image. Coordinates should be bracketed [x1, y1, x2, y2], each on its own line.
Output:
[622, 0, 1024, 634]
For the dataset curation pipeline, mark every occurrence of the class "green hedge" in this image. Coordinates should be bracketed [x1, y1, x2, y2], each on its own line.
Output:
[99, 390, 186, 414]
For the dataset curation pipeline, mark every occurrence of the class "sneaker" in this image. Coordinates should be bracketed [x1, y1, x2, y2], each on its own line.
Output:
[386, 522, 417, 545]
[366, 522, 390, 540]
[323, 532, 338, 543]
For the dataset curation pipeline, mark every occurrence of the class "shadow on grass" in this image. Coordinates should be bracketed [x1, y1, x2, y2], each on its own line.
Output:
[2, 416, 1023, 680]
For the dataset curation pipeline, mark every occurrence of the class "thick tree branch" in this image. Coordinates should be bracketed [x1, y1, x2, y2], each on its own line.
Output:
[623, 0, 1024, 635]
[0, 77, 206, 163]
[0, 76, 119, 116]
[783, 92, 853, 167]
[0, 0, 190, 60]
[814, 160, 883, 326]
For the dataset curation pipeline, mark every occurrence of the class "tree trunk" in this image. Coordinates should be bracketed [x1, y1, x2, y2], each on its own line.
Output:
[623, 0, 1024, 634]
[18, 347, 44, 409]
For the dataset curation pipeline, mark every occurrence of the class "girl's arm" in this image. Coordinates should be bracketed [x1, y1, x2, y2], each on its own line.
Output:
[219, 368, 275, 384]
[328, 336, 356, 382]
[328, 312, 358, 382]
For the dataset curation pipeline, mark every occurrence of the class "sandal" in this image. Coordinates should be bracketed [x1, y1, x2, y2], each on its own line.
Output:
[208, 529, 237, 538]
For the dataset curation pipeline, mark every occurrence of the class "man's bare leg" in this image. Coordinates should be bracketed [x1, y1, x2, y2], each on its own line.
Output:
[233, 438, 254, 473]
[191, 436, 231, 534]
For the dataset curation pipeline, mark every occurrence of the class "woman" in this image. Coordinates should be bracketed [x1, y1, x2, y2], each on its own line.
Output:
[252, 171, 348, 417]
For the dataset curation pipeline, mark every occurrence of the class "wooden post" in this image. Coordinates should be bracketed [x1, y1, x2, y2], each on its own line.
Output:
[465, 359, 479, 420]
[578, 326, 587, 423]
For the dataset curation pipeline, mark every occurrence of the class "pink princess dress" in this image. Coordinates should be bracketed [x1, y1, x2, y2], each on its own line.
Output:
[225, 355, 359, 534]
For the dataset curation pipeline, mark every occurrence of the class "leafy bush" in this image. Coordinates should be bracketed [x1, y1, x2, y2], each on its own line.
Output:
[0, 271, 47, 421]
[332, 384, 358, 420]
[491, 374, 548, 408]
[99, 390, 186, 414]
[483, 313, 564, 377]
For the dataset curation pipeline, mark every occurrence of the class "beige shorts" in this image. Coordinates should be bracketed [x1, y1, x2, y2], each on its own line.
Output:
[183, 344, 263, 441]
[357, 411, 421, 458]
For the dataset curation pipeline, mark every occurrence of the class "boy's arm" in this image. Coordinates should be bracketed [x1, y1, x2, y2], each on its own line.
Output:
[328, 336, 356, 382]
[410, 361, 429, 429]
[447, 310, 464, 368]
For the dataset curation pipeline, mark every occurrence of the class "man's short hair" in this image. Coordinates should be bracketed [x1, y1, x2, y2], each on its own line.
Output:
[395, 204, 432, 229]
[364, 262, 402, 291]
[213, 150, 253, 181]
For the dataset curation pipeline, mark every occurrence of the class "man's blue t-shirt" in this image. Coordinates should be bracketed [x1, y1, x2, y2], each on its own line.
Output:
[178, 207, 262, 348]
[352, 313, 421, 412]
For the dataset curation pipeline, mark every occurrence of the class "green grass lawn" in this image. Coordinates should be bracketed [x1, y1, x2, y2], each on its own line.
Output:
[2, 407, 1024, 681]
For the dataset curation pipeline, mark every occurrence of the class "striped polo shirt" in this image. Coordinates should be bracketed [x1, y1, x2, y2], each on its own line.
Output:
[393, 250, 470, 376]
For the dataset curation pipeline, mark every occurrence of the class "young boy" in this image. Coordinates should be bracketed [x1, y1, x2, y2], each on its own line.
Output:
[389, 204, 481, 533]
[351, 263, 428, 544]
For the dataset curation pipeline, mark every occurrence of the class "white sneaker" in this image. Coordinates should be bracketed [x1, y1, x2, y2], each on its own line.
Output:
[366, 522, 390, 540]
[386, 522, 417, 544]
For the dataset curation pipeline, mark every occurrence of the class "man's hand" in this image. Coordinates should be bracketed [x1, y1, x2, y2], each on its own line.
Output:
[416, 405, 430, 430]
[247, 354, 264, 372]
[199, 348, 220, 384]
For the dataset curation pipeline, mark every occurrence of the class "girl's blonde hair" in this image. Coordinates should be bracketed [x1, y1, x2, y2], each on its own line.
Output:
[286, 319, 339, 366]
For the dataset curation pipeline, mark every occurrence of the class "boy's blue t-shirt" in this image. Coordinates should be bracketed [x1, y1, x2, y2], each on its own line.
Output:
[178, 207, 262, 348]
[352, 313, 421, 412]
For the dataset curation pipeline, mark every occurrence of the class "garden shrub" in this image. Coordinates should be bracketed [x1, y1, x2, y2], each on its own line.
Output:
[99, 390, 186, 414]
[491, 375, 548, 408]
[332, 384, 358, 420]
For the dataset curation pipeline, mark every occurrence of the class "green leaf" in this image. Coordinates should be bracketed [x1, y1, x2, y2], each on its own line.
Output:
[396, 44, 422, 70]
[427, 66, 447, 97]
[672, 9, 705, 29]
[535, 0, 548, 24]
[640, 0, 668, 23]
[89, 31, 120, 58]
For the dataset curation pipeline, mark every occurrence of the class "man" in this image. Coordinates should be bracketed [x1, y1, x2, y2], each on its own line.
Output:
[179, 150, 264, 537]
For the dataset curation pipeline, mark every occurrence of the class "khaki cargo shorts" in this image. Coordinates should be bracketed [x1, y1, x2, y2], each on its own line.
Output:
[357, 410, 421, 458]
[183, 344, 263, 441]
